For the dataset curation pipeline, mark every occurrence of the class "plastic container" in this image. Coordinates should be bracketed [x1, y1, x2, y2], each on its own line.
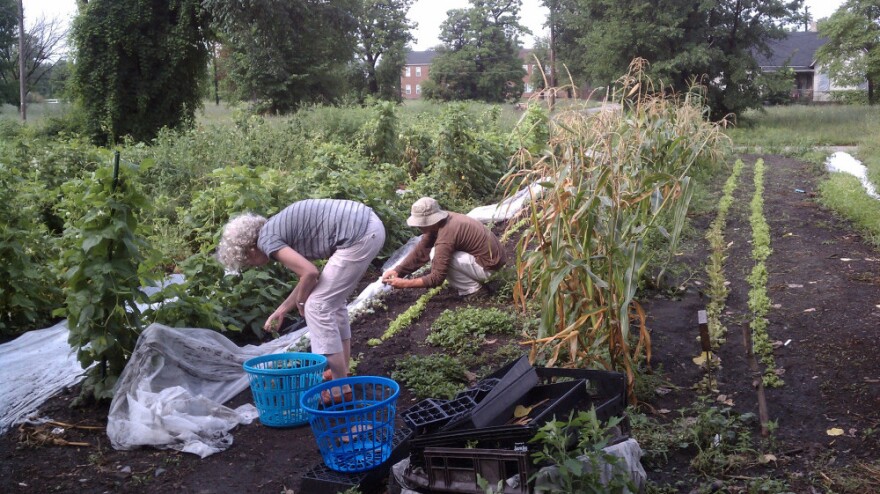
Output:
[409, 380, 586, 466]
[443, 356, 538, 431]
[454, 378, 500, 403]
[421, 447, 531, 494]
[299, 426, 414, 494]
[300, 376, 400, 473]
[242, 352, 327, 427]
[403, 395, 477, 435]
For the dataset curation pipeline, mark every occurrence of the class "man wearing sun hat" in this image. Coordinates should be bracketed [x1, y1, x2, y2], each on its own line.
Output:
[381, 197, 505, 298]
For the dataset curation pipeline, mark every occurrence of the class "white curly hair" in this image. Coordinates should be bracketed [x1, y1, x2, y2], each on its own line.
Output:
[216, 213, 268, 271]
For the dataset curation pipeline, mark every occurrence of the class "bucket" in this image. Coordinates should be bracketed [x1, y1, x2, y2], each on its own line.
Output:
[301, 376, 400, 472]
[243, 352, 327, 427]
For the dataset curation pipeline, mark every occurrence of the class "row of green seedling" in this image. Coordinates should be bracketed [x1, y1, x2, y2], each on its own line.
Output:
[747, 158, 783, 387]
[704, 159, 745, 346]
[367, 284, 445, 346]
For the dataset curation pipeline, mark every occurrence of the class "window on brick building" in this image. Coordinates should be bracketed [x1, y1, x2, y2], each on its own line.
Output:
[405, 67, 411, 77]
[416, 67, 422, 77]
[406, 84, 411, 95]
[523, 64, 528, 73]
[416, 84, 421, 94]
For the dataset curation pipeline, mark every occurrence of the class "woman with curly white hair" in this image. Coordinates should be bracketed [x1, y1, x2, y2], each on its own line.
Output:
[218, 199, 385, 405]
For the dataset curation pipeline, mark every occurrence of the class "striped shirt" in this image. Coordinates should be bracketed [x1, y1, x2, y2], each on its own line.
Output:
[257, 199, 372, 260]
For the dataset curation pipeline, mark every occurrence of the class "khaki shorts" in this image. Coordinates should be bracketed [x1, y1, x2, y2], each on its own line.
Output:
[305, 212, 385, 354]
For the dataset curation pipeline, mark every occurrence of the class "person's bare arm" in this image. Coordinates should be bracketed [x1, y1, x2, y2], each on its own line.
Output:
[264, 246, 319, 332]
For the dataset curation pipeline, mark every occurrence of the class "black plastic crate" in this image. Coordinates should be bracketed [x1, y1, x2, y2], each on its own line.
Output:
[443, 356, 538, 431]
[454, 378, 500, 403]
[410, 380, 587, 466]
[534, 367, 627, 425]
[300, 425, 413, 494]
[420, 447, 531, 494]
[402, 395, 477, 435]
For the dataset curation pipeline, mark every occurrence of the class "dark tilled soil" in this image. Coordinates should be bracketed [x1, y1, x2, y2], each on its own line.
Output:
[2, 154, 879, 493]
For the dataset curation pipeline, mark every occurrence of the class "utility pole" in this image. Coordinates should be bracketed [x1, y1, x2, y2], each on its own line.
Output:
[548, 0, 556, 109]
[17, 0, 26, 122]
[212, 42, 220, 106]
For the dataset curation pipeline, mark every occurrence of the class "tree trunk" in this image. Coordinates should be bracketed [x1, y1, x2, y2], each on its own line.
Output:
[18, 0, 26, 122]
[869, 78, 875, 105]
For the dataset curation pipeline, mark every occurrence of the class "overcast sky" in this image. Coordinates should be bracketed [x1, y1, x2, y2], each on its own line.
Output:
[23, 0, 847, 51]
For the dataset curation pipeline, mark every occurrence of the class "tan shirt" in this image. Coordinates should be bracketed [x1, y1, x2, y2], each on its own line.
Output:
[395, 212, 505, 288]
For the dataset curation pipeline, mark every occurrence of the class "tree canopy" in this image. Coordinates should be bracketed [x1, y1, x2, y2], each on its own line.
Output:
[0, 2, 68, 107]
[816, 0, 879, 104]
[205, 0, 359, 113]
[353, 0, 416, 101]
[424, 0, 528, 103]
[0, 0, 16, 106]
[552, 0, 804, 117]
[71, 0, 212, 144]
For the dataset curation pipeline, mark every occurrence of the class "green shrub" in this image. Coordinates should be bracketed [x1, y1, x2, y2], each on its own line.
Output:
[427, 306, 517, 355]
[143, 252, 294, 339]
[530, 409, 633, 493]
[0, 164, 62, 335]
[831, 90, 869, 105]
[391, 354, 469, 400]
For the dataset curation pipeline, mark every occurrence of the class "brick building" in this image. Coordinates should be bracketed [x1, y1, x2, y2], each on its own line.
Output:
[401, 49, 546, 100]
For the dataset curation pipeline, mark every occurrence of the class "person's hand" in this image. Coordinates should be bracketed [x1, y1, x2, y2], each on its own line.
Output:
[264, 311, 286, 334]
[381, 269, 399, 284]
[387, 276, 411, 289]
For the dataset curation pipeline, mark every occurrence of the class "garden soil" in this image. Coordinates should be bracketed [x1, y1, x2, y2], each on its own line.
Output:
[2, 154, 879, 493]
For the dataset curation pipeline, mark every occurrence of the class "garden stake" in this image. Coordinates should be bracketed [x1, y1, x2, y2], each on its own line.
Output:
[698, 310, 716, 389]
[741, 318, 770, 436]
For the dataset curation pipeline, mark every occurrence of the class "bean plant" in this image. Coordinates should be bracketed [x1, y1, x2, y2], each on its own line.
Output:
[57, 158, 152, 402]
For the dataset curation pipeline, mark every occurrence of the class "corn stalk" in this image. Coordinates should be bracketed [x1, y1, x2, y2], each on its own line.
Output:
[504, 60, 728, 402]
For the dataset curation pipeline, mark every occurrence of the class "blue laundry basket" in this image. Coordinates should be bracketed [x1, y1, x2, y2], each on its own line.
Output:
[243, 352, 327, 427]
[300, 376, 400, 473]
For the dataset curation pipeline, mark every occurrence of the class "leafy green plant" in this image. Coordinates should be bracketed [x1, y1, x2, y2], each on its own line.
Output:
[56, 157, 152, 402]
[143, 252, 294, 339]
[410, 103, 511, 211]
[427, 306, 517, 355]
[0, 164, 62, 335]
[391, 354, 469, 400]
[682, 398, 757, 477]
[530, 409, 634, 493]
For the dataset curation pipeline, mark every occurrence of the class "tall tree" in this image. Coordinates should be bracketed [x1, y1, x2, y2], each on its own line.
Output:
[0, 14, 68, 105]
[71, 0, 211, 144]
[205, 0, 359, 113]
[816, 0, 880, 104]
[424, 0, 528, 103]
[553, 0, 804, 117]
[355, 0, 415, 101]
[0, 0, 16, 105]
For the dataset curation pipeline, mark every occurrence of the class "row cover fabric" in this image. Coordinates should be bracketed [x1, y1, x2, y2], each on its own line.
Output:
[0, 193, 536, 455]
[0, 321, 85, 433]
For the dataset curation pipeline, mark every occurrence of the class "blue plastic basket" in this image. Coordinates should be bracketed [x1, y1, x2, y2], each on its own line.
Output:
[243, 352, 327, 427]
[301, 376, 400, 473]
